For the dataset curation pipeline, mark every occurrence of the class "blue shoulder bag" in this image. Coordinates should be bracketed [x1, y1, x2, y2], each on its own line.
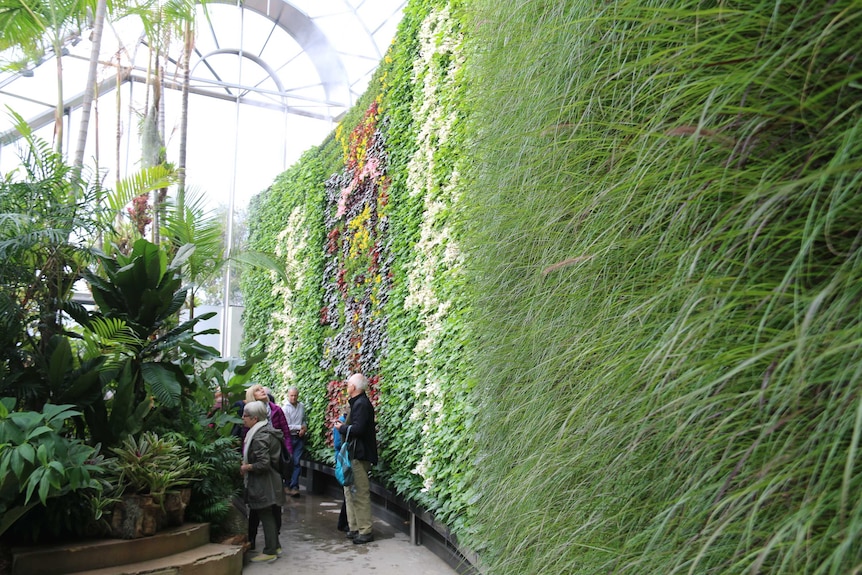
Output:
[335, 428, 354, 486]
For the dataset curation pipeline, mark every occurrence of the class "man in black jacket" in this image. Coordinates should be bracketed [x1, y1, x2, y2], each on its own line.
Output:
[334, 372, 378, 544]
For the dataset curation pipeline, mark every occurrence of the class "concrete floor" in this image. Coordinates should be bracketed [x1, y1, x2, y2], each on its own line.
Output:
[242, 489, 459, 574]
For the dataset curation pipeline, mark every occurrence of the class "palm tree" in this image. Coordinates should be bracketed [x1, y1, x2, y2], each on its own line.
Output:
[164, 0, 204, 213]
[120, 0, 203, 243]
[0, 113, 171, 408]
[0, 0, 97, 154]
[71, 0, 107, 170]
[0, 115, 100, 407]
[161, 186, 225, 319]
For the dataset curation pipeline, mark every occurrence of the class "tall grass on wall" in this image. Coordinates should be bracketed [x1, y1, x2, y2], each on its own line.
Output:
[464, 0, 862, 573]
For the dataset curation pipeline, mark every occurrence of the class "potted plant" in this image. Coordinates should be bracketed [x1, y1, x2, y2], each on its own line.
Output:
[106, 431, 207, 538]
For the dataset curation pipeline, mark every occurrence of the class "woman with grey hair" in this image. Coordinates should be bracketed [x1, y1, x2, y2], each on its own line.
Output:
[238, 384, 293, 547]
[240, 400, 285, 563]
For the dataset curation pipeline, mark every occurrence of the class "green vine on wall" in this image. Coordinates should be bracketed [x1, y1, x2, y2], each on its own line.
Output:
[241, 144, 339, 452]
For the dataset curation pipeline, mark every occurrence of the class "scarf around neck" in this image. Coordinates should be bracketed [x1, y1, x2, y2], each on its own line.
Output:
[243, 420, 267, 464]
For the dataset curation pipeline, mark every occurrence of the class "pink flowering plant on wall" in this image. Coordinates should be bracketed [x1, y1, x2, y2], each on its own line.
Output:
[320, 100, 392, 410]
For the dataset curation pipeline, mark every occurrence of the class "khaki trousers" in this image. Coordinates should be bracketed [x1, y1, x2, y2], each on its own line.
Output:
[343, 459, 373, 535]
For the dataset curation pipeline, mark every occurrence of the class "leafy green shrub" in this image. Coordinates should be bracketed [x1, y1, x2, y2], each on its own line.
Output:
[0, 400, 110, 540]
[144, 395, 244, 538]
[0, 131, 230, 546]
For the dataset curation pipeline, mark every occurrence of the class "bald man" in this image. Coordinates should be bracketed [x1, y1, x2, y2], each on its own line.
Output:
[333, 373, 378, 544]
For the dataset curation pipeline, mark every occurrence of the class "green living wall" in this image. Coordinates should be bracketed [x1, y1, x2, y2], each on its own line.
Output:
[243, 0, 862, 573]
[241, 0, 474, 537]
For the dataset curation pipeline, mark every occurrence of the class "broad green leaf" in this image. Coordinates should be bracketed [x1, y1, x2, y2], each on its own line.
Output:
[47, 460, 65, 476]
[141, 362, 183, 407]
[232, 250, 291, 283]
[0, 501, 38, 538]
[41, 404, 81, 427]
[25, 425, 54, 441]
[23, 467, 43, 503]
[15, 443, 35, 466]
[56, 368, 103, 404]
[108, 362, 136, 439]
[36, 443, 49, 465]
[47, 337, 73, 391]
[38, 472, 53, 503]
[169, 242, 196, 271]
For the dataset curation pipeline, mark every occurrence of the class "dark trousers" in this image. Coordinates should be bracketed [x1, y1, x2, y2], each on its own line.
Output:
[252, 505, 280, 555]
[289, 436, 304, 489]
[338, 499, 349, 531]
[249, 504, 282, 547]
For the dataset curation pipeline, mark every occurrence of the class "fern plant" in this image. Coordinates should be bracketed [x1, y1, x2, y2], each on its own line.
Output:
[183, 433, 242, 538]
[144, 403, 243, 538]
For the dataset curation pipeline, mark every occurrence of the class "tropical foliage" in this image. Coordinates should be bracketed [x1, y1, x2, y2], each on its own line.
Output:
[108, 431, 205, 505]
[0, 400, 110, 539]
[0, 122, 239, 542]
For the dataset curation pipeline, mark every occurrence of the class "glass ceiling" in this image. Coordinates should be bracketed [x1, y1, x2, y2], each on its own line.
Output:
[0, 0, 406, 210]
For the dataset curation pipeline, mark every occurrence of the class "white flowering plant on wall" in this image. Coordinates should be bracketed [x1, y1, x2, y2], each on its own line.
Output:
[269, 206, 309, 385]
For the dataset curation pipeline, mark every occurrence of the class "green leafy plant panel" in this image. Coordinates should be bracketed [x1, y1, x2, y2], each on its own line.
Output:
[241, 0, 476, 541]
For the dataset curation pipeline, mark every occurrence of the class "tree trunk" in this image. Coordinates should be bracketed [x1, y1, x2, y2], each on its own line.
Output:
[178, 20, 192, 213]
[115, 55, 122, 183]
[180, 21, 194, 316]
[73, 0, 107, 170]
[53, 39, 64, 154]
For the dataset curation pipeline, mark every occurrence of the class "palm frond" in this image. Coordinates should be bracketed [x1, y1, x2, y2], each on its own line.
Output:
[109, 165, 177, 218]
[231, 250, 290, 284]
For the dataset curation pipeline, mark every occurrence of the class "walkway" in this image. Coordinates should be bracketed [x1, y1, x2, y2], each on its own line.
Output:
[243, 488, 459, 574]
